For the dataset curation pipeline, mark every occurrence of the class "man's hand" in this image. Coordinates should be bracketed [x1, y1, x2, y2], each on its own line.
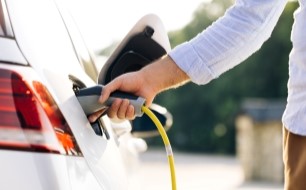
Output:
[88, 70, 158, 122]
[88, 55, 190, 122]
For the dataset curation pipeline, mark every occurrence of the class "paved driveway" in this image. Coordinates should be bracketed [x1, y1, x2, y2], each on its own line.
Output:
[135, 149, 284, 190]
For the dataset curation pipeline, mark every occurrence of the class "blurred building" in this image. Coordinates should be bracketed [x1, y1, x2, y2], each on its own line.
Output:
[235, 98, 286, 183]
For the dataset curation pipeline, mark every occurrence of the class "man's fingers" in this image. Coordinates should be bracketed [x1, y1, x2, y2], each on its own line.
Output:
[106, 99, 135, 120]
[117, 99, 130, 120]
[107, 98, 122, 118]
[88, 113, 100, 123]
[98, 72, 147, 120]
[99, 86, 111, 103]
[88, 108, 108, 123]
[99, 78, 123, 103]
[126, 105, 135, 120]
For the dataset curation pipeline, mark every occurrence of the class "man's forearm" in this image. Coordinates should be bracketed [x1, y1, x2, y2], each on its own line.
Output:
[140, 55, 190, 94]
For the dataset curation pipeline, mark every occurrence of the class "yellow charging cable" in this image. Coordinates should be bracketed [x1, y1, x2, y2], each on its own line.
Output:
[141, 106, 177, 190]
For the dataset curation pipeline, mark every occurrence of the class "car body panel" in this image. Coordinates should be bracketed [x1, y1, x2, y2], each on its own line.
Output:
[1, 0, 171, 189]
[0, 38, 27, 64]
[0, 150, 70, 190]
[6, 0, 82, 76]
[44, 69, 129, 190]
[66, 156, 103, 190]
[0, 62, 118, 189]
[4, 0, 128, 189]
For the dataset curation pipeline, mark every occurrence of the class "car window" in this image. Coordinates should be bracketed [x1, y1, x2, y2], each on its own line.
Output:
[0, 0, 13, 37]
[0, 0, 5, 36]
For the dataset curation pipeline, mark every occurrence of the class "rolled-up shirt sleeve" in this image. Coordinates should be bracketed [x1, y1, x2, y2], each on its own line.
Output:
[169, 0, 287, 85]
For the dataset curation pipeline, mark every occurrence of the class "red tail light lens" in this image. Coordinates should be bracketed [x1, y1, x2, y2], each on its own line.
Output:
[0, 68, 82, 156]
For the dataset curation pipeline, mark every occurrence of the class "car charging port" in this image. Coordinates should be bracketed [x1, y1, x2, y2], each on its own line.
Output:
[69, 75, 109, 139]
[69, 75, 86, 94]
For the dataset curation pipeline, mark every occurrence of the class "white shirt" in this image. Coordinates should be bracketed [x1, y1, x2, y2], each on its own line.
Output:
[169, 0, 306, 135]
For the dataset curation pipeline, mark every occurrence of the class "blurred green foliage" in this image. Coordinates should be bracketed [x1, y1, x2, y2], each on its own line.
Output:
[147, 0, 298, 154]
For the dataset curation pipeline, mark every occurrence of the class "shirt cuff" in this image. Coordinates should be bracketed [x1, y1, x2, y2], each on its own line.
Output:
[169, 42, 215, 85]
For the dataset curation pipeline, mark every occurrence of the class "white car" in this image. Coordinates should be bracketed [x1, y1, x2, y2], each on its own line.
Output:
[0, 0, 172, 189]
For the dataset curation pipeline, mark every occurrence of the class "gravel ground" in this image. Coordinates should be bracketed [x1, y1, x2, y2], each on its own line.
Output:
[135, 149, 284, 190]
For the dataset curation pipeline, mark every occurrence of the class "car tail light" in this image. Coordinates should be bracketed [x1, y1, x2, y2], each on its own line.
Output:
[0, 68, 82, 156]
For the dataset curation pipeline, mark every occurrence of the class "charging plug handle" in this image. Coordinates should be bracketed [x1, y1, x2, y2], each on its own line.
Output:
[76, 85, 145, 117]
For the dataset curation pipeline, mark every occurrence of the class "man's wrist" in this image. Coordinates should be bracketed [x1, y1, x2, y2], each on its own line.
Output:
[140, 55, 190, 94]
